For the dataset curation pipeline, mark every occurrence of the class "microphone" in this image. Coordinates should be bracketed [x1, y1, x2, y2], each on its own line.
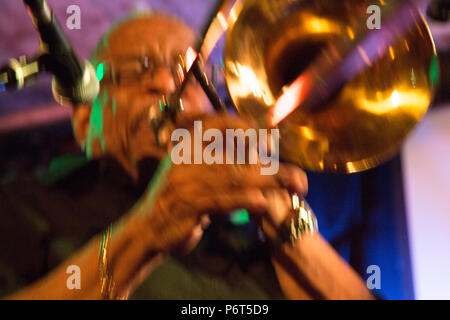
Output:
[23, 0, 99, 105]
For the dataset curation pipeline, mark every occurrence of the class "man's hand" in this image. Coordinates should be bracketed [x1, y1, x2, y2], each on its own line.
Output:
[128, 114, 309, 254]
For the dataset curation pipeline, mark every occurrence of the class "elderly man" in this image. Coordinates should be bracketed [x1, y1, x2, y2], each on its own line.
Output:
[2, 12, 372, 300]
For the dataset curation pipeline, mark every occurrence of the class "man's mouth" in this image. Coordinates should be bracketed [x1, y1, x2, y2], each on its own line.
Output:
[128, 95, 161, 137]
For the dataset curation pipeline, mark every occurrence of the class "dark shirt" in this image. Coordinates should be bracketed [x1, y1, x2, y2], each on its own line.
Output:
[0, 154, 283, 299]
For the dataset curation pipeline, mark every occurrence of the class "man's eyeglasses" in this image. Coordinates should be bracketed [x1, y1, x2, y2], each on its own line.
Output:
[99, 54, 187, 87]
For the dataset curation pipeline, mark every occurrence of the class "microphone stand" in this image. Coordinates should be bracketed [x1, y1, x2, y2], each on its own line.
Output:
[0, 55, 44, 94]
[0, 0, 99, 106]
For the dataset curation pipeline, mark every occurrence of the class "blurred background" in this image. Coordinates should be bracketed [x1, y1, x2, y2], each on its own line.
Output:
[0, 0, 449, 299]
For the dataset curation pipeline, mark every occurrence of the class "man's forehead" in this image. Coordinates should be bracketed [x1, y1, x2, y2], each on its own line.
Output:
[100, 15, 196, 60]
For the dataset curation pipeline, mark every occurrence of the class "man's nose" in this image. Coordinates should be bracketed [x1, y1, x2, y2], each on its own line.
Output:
[143, 67, 176, 94]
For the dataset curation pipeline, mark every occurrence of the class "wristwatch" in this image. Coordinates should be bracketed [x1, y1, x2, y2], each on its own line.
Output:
[277, 194, 319, 246]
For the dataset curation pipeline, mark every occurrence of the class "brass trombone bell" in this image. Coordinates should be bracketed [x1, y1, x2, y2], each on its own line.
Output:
[224, 0, 438, 173]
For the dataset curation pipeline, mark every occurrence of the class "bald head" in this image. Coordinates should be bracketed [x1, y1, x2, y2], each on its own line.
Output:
[94, 13, 196, 66]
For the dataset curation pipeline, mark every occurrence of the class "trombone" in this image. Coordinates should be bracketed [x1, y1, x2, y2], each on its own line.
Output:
[149, 0, 437, 240]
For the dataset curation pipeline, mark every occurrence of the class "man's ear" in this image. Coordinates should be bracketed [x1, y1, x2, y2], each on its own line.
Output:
[71, 103, 91, 147]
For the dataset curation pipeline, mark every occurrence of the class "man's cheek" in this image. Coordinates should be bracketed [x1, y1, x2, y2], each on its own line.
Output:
[85, 96, 107, 158]
[85, 89, 121, 157]
[85, 136, 105, 159]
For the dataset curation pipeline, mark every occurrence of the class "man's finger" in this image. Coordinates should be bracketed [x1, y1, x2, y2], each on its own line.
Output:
[170, 164, 308, 196]
[192, 189, 269, 215]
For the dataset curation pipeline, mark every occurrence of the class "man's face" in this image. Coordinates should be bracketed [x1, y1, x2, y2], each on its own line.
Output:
[73, 15, 210, 178]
